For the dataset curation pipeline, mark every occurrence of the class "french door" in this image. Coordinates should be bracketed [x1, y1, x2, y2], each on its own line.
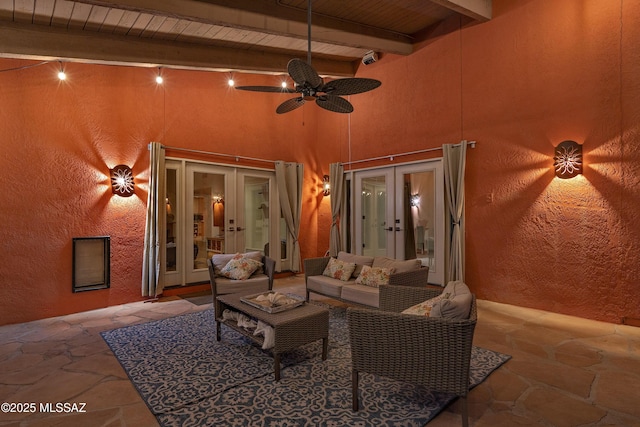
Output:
[165, 160, 278, 286]
[352, 160, 445, 285]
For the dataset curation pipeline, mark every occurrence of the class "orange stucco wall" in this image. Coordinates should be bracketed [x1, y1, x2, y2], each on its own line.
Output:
[1, 0, 639, 325]
[347, 0, 640, 324]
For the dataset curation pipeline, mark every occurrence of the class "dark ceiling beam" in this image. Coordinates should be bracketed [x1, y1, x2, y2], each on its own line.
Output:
[0, 21, 358, 76]
[430, 0, 492, 21]
[75, 0, 414, 55]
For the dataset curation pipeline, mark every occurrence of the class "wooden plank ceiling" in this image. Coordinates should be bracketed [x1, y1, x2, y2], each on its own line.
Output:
[0, 0, 491, 77]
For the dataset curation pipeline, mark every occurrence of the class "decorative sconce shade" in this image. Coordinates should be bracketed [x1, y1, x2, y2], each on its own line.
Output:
[410, 194, 420, 207]
[110, 165, 135, 197]
[553, 140, 583, 179]
[322, 175, 331, 196]
[212, 195, 224, 204]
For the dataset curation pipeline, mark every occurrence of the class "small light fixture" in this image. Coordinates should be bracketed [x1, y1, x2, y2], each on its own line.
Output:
[213, 195, 224, 204]
[155, 68, 163, 84]
[553, 140, 583, 179]
[57, 61, 66, 80]
[110, 165, 135, 197]
[322, 175, 330, 196]
[410, 194, 420, 207]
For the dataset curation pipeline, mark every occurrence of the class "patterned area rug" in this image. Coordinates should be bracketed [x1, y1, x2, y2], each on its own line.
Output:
[102, 306, 510, 427]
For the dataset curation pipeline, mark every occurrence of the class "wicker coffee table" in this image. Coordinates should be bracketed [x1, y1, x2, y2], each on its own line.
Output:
[216, 292, 329, 381]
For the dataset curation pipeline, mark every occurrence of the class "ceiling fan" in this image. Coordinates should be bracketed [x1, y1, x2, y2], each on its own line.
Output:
[235, 0, 381, 114]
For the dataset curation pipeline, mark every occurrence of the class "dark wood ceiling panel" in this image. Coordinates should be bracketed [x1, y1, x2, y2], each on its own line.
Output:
[0, 0, 491, 76]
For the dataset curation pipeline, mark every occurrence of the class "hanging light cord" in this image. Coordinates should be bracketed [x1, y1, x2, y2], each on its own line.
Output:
[0, 60, 50, 73]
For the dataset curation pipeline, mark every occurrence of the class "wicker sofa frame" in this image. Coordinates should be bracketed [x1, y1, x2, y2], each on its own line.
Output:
[303, 256, 429, 307]
[347, 284, 477, 427]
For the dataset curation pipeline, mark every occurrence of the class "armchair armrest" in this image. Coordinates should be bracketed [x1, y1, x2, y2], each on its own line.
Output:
[263, 256, 275, 290]
[303, 257, 331, 280]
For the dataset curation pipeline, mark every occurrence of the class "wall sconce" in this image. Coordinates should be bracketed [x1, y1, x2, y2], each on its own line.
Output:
[322, 175, 330, 196]
[110, 165, 135, 197]
[213, 195, 224, 204]
[553, 140, 583, 179]
[410, 194, 420, 207]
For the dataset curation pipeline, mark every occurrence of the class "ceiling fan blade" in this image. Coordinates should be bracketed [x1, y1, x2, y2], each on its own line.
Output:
[235, 86, 296, 93]
[276, 97, 305, 114]
[321, 78, 382, 95]
[287, 58, 322, 88]
[316, 95, 354, 114]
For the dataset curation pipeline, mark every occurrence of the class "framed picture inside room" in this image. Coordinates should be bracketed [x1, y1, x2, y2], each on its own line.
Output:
[72, 236, 110, 292]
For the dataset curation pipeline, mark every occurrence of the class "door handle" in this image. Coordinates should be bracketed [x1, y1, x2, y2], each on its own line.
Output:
[385, 227, 393, 231]
[228, 227, 235, 231]
[236, 227, 244, 231]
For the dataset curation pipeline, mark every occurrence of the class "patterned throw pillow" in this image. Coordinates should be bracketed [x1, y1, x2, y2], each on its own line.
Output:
[220, 253, 263, 280]
[355, 265, 394, 288]
[401, 294, 446, 317]
[322, 257, 357, 281]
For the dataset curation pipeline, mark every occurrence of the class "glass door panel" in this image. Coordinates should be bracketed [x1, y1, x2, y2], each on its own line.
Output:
[355, 170, 394, 258]
[240, 175, 271, 254]
[187, 165, 230, 284]
[164, 162, 182, 287]
[395, 162, 444, 285]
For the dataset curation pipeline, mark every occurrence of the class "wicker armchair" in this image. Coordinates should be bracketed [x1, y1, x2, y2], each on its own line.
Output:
[207, 255, 275, 316]
[347, 284, 477, 427]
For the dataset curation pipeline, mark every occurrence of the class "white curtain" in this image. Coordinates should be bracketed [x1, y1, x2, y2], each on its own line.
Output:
[328, 162, 344, 257]
[142, 142, 166, 297]
[275, 161, 304, 272]
[443, 141, 467, 283]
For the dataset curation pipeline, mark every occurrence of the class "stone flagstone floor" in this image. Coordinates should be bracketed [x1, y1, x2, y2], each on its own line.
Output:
[0, 275, 639, 426]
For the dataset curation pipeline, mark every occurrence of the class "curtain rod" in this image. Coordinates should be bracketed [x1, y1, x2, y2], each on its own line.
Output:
[340, 140, 476, 166]
[158, 144, 277, 165]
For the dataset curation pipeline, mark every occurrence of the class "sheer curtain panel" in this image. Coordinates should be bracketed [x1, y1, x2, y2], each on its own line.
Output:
[443, 141, 468, 283]
[328, 162, 344, 257]
[275, 161, 304, 272]
[142, 142, 166, 297]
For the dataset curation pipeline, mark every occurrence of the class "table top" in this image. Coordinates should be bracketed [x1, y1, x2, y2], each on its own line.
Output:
[217, 292, 329, 326]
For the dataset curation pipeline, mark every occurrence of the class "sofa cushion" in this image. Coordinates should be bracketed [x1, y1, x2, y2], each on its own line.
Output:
[372, 256, 421, 273]
[306, 275, 349, 298]
[340, 284, 380, 308]
[337, 251, 374, 278]
[220, 254, 263, 280]
[322, 257, 356, 281]
[355, 265, 394, 288]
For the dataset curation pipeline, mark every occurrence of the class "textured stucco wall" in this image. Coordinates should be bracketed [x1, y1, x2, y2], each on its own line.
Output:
[347, 0, 640, 323]
[0, 62, 341, 325]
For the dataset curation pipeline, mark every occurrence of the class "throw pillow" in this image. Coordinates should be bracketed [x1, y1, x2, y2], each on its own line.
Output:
[322, 257, 356, 281]
[337, 251, 374, 278]
[220, 253, 263, 280]
[355, 265, 394, 288]
[401, 294, 446, 317]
